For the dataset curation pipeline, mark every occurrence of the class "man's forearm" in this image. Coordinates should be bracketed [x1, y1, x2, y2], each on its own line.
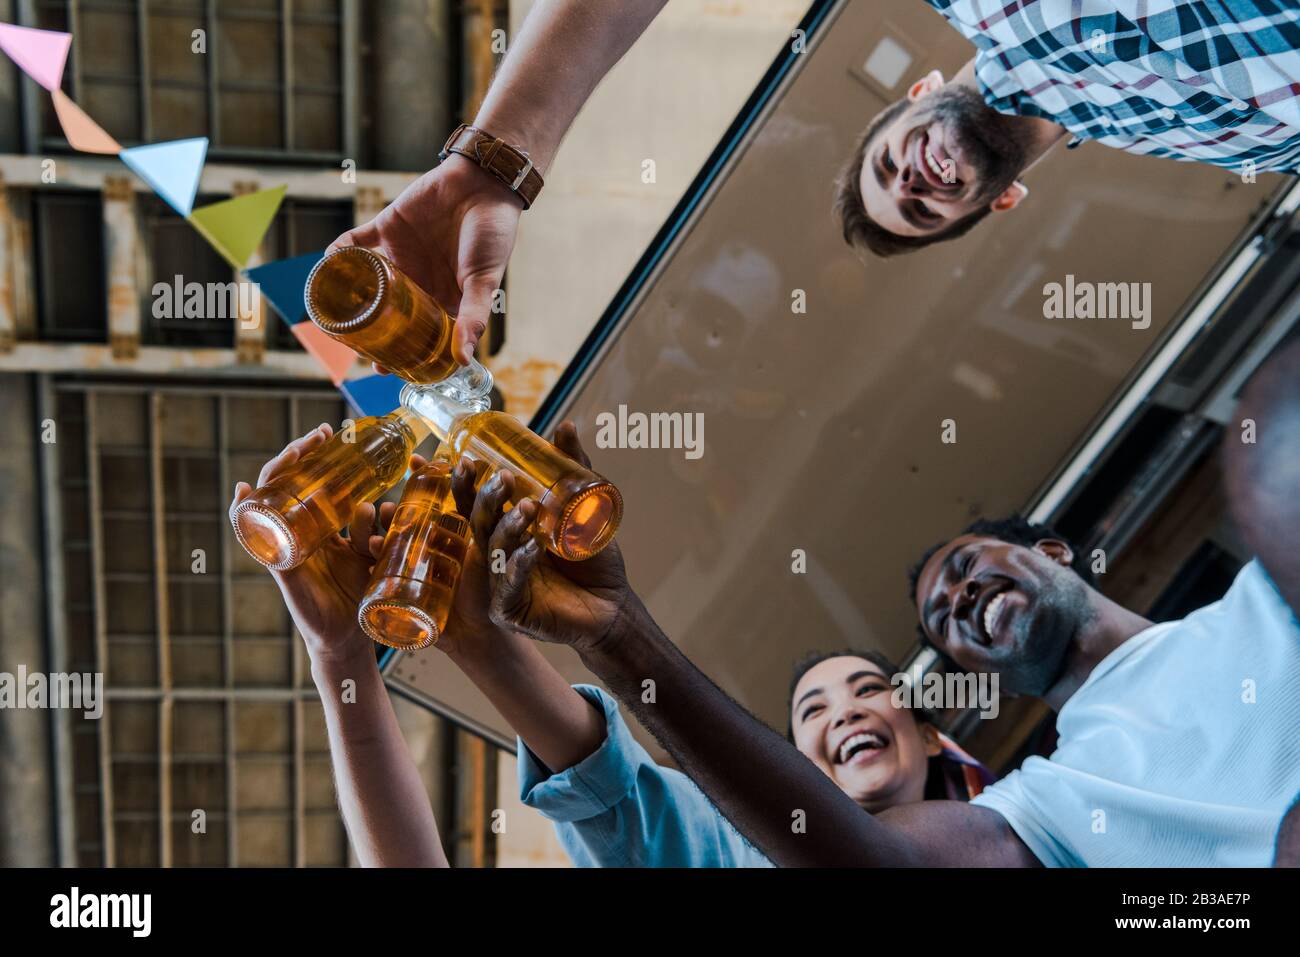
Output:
[472, 0, 668, 171]
[576, 598, 925, 867]
[445, 627, 606, 774]
[312, 649, 448, 867]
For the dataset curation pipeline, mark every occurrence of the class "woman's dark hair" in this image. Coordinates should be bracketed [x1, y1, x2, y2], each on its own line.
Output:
[786, 648, 962, 802]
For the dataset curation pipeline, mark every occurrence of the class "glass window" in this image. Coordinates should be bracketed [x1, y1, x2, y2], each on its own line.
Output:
[139, 194, 237, 348]
[33, 191, 108, 342]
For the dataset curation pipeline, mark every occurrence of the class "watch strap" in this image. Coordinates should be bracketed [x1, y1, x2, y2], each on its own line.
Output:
[439, 124, 544, 209]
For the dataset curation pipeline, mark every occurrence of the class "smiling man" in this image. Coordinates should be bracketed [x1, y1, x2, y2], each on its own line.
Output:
[837, 0, 1300, 257]
[910, 515, 1300, 866]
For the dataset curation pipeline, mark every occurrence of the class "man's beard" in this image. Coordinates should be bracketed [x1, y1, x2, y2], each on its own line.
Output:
[997, 571, 1094, 697]
[924, 86, 1032, 205]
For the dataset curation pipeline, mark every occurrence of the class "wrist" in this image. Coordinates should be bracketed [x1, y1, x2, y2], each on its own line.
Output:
[309, 639, 378, 684]
[576, 591, 644, 665]
[468, 111, 556, 174]
[441, 152, 528, 209]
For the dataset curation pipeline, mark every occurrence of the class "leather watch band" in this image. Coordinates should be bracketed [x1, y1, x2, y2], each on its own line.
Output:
[439, 124, 545, 209]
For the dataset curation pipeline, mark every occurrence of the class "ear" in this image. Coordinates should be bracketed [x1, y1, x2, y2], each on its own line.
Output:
[919, 722, 944, 758]
[1035, 538, 1075, 568]
[989, 180, 1029, 213]
[906, 69, 945, 102]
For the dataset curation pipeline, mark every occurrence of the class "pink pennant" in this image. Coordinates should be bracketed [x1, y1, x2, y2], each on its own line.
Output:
[0, 22, 71, 91]
[290, 322, 360, 386]
[51, 89, 121, 154]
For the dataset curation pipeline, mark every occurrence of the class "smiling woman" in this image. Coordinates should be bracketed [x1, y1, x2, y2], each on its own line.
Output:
[787, 649, 994, 814]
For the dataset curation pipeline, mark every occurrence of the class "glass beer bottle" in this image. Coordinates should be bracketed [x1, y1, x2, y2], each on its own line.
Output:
[230, 409, 431, 571]
[400, 384, 622, 561]
[359, 456, 470, 651]
[304, 246, 493, 403]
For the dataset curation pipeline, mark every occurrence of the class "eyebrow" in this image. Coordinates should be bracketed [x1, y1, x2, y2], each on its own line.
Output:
[795, 686, 823, 709]
[846, 670, 887, 685]
[922, 545, 970, 634]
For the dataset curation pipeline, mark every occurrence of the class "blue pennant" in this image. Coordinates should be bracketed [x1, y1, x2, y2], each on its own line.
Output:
[244, 250, 325, 328]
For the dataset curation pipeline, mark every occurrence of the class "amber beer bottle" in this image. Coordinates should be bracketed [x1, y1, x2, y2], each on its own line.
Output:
[359, 457, 470, 651]
[304, 246, 493, 401]
[401, 384, 622, 561]
[230, 410, 431, 570]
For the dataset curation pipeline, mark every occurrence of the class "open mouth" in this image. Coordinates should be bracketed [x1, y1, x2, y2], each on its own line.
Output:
[917, 129, 962, 191]
[835, 730, 888, 765]
[975, 583, 1013, 645]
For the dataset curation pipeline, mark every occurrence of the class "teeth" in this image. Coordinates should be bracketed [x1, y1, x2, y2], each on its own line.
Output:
[838, 732, 885, 764]
[983, 592, 1007, 639]
[925, 146, 944, 177]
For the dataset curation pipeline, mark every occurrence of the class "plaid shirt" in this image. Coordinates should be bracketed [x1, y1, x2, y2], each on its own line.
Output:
[924, 0, 1300, 172]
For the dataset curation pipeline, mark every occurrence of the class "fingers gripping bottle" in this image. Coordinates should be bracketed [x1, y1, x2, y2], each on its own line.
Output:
[400, 384, 622, 561]
[230, 410, 431, 570]
[359, 455, 471, 651]
[304, 246, 493, 405]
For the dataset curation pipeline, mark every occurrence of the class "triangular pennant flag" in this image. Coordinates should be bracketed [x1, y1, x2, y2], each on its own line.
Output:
[340, 373, 406, 417]
[244, 250, 324, 327]
[119, 138, 208, 216]
[290, 322, 359, 386]
[0, 22, 70, 91]
[189, 185, 286, 270]
[51, 88, 121, 154]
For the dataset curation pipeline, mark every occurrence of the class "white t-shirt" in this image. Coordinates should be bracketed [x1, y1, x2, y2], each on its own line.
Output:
[972, 560, 1300, 867]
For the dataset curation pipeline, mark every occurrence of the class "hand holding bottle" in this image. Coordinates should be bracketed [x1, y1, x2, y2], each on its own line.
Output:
[230, 425, 429, 667]
[328, 155, 522, 369]
[451, 423, 635, 655]
[424, 459, 510, 660]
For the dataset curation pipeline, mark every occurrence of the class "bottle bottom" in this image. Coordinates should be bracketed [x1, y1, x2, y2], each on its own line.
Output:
[231, 502, 301, 570]
[359, 598, 440, 651]
[555, 483, 623, 561]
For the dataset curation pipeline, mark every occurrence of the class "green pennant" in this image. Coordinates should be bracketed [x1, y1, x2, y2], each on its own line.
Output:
[188, 185, 287, 269]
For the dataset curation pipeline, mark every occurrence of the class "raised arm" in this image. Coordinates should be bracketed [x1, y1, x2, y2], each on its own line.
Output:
[471, 0, 670, 178]
[230, 433, 448, 867]
[439, 445, 772, 867]
[464, 424, 1038, 867]
[331, 0, 669, 366]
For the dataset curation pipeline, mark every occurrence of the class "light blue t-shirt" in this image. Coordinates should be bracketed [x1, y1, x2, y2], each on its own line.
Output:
[517, 684, 772, 867]
[972, 560, 1300, 867]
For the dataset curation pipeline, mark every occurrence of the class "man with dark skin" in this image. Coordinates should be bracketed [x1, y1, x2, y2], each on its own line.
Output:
[455, 340, 1299, 866]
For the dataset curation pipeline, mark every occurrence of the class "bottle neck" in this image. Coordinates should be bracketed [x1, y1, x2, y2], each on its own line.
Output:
[399, 383, 487, 442]
[387, 406, 433, 447]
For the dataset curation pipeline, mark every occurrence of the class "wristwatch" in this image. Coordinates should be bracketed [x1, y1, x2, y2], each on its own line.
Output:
[439, 123, 545, 209]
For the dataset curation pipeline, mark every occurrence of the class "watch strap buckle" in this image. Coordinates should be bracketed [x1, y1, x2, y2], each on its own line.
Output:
[510, 157, 534, 191]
